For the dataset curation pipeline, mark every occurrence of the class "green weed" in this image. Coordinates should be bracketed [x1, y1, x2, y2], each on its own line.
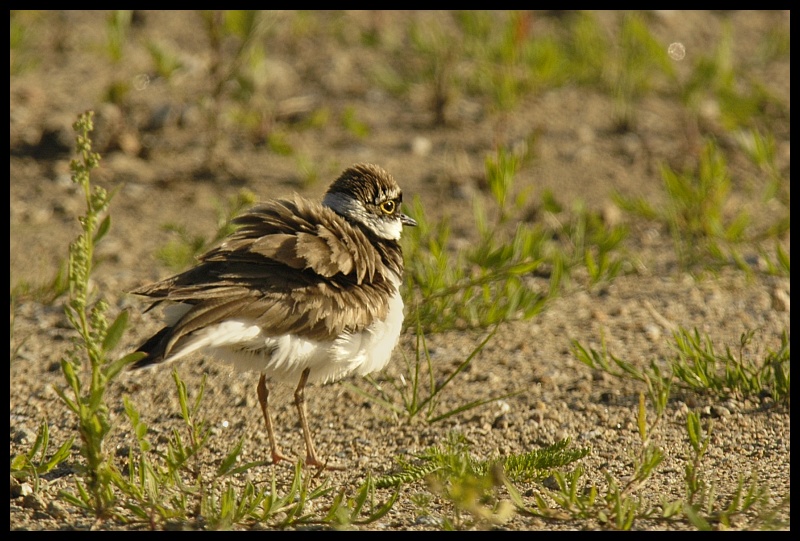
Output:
[10, 259, 70, 305]
[348, 324, 509, 425]
[376, 434, 589, 529]
[53, 111, 144, 517]
[10, 10, 43, 74]
[146, 41, 184, 80]
[735, 128, 789, 209]
[512, 396, 784, 529]
[609, 13, 676, 130]
[340, 106, 370, 139]
[574, 326, 789, 406]
[103, 10, 134, 104]
[200, 10, 273, 159]
[402, 185, 551, 333]
[568, 328, 788, 527]
[670, 328, 790, 404]
[10, 420, 75, 494]
[615, 140, 756, 271]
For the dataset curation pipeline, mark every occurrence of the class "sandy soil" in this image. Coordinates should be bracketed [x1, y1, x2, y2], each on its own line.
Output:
[10, 11, 789, 530]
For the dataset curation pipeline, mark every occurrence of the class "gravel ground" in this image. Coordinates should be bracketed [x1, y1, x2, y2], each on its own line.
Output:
[10, 10, 789, 530]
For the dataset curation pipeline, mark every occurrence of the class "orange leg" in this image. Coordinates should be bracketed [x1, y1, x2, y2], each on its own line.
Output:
[293, 368, 327, 468]
[257, 373, 290, 465]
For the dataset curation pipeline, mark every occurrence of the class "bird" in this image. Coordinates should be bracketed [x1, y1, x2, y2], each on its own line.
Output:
[129, 163, 417, 468]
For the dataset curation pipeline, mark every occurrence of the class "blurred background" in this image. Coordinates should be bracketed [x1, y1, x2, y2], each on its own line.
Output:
[10, 9, 791, 306]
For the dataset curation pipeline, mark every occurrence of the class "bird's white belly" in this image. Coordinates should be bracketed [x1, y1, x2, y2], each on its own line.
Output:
[172, 289, 405, 385]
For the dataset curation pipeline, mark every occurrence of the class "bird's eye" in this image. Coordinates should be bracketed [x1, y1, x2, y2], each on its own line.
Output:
[380, 200, 396, 214]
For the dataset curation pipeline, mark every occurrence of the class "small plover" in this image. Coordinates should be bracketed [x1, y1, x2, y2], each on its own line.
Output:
[130, 163, 416, 468]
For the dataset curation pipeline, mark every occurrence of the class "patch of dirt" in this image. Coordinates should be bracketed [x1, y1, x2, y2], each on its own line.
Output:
[10, 11, 789, 530]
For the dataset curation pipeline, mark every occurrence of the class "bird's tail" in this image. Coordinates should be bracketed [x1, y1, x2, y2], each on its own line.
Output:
[129, 327, 172, 369]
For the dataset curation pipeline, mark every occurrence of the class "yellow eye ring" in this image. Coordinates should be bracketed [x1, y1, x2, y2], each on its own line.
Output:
[380, 200, 396, 214]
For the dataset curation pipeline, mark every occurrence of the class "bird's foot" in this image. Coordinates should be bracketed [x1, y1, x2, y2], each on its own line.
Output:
[270, 450, 292, 465]
[306, 455, 345, 471]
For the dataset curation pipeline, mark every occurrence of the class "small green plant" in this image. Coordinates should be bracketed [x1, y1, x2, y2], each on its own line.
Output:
[10, 420, 74, 494]
[670, 328, 790, 404]
[406, 16, 461, 125]
[403, 148, 551, 332]
[156, 188, 256, 271]
[369, 13, 498, 124]
[376, 434, 589, 529]
[54, 111, 143, 517]
[735, 128, 790, 218]
[10, 10, 43, 74]
[459, 11, 568, 110]
[340, 106, 370, 139]
[265, 130, 294, 155]
[678, 411, 779, 529]
[385, 435, 591, 506]
[679, 22, 782, 132]
[374, 12, 568, 124]
[562, 11, 610, 86]
[121, 369, 267, 527]
[103, 10, 134, 104]
[106, 10, 132, 63]
[119, 368, 400, 529]
[349, 324, 511, 424]
[293, 153, 322, 188]
[574, 326, 789, 406]
[544, 194, 629, 287]
[10, 259, 70, 305]
[567, 328, 789, 528]
[200, 10, 273, 161]
[146, 41, 184, 80]
[757, 242, 790, 277]
[402, 195, 550, 333]
[509, 387, 666, 529]
[511, 390, 784, 529]
[403, 146, 627, 333]
[609, 12, 676, 130]
[615, 140, 754, 271]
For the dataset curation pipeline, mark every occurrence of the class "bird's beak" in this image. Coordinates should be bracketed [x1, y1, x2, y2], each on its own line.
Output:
[400, 213, 417, 227]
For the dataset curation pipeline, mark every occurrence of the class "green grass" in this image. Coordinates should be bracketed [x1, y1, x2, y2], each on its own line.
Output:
[145, 40, 184, 80]
[10, 10, 44, 74]
[614, 138, 789, 274]
[564, 328, 788, 529]
[10, 259, 70, 305]
[679, 22, 787, 132]
[340, 106, 370, 139]
[508, 390, 784, 530]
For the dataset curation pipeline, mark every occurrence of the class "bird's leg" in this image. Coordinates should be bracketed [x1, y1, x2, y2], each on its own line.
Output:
[293, 368, 328, 468]
[257, 373, 290, 465]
